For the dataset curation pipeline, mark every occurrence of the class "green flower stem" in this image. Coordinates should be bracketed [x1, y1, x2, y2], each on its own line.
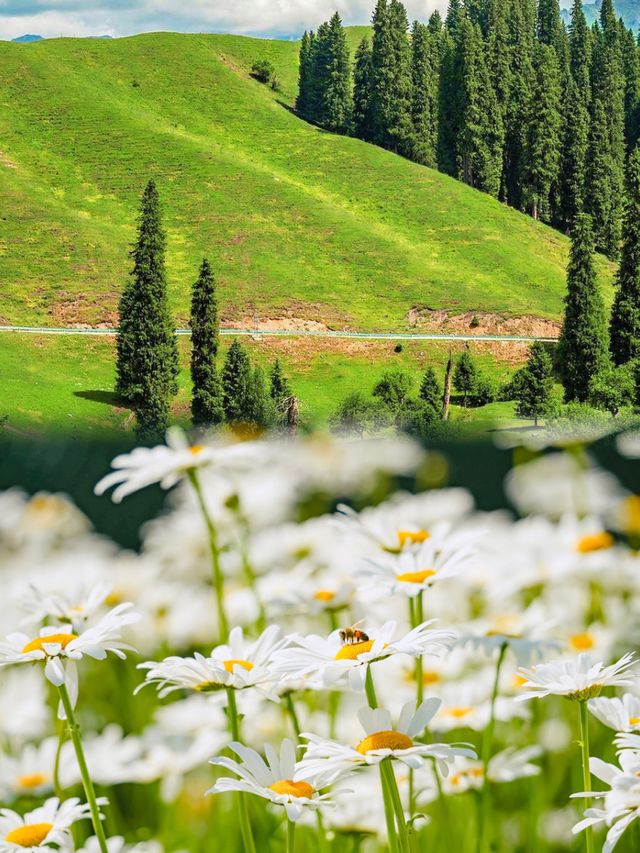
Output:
[412, 593, 425, 706]
[286, 818, 296, 853]
[57, 683, 109, 853]
[52, 720, 66, 801]
[225, 688, 257, 853]
[364, 664, 378, 709]
[382, 759, 410, 853]
[285, 692, 302, 741]
[476, 641, 508, 853]
[187, 469, 229, 640]
[579, 700, 595, 853]
[379, 763, 400, 853]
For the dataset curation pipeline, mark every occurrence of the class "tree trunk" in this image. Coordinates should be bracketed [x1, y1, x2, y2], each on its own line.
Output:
[442, 350, 453, 421]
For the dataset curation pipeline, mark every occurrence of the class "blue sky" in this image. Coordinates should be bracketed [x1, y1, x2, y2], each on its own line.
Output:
[0, 1, 449, 40]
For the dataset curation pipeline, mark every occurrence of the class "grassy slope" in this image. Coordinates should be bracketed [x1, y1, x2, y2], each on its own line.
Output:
[0, 332, 526, 437]
[0, 31, 611, 330]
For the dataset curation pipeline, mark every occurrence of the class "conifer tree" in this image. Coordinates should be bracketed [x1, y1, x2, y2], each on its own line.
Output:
[525, 43, 563, 221]
[419, 367, 441, 410]
[369, 0, 414, 157]
[190, 258, 223, 427]
[610, 146, 640, 364]
[307, 21, 330, 124]
[502, 0, 534, 208]
[437, 24, 463, 176]
[514, 341, 555, 425]
[559, 77, 590, 227]
[569, 0, 592, 101]
[116, 179, 179, 432]
[245, 366, 274, 429]
[557, 214, 609, 402]
[221, 339, 252, 424]
[453, 349, 479, 406]
[270, 358, 292, 405]
[296, 30, 315, 118]
[318, 13, 352, 134]
[353, 38, 375, 140]
[537, 0, 564, 56]
[586, 97, 621, 257]
[457, 19, 504, 196]
[621, 25, 640, 151]
[410, 21, 437, 166]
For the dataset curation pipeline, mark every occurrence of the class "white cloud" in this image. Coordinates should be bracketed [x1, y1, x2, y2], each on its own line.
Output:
[0, 0, 448, 40]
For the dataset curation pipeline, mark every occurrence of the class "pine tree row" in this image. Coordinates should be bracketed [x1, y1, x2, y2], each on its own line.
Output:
[116, 182, 295, 438]
[297, 0, 640, 258]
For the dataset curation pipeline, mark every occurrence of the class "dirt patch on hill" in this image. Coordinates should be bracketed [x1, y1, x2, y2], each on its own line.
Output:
[50, 293, 118, 327]
[406, 308, 560, 338]
[225, 315, 331, 333]
[0, 151, 18, 170]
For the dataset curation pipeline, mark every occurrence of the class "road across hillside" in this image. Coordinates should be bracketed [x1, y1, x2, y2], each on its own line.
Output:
[0, 325, 559, 343]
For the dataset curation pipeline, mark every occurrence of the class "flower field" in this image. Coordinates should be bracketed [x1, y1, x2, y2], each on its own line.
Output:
[1, 430, 640, 852]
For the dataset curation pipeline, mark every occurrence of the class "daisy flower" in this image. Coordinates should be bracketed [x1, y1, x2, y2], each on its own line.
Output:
[442, 746, 541, 795]
[297, 700, 476, 786]
[271, 620, 454, 690]
[20, 579, 112, 628]
[0, 796, 101, 852]
[572, 753, 640, 853]
[589, 694, 640, 733]
[356, 523, 478, 598]
[208, 739, 335, 821]
[94, 428, 261, 503]
[515, 653, 637, 702]
[0, 603, 139, 690]
[138, 625, 283, 698]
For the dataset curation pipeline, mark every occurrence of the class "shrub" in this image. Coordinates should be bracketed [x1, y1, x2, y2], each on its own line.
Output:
[394, 343, 403, 353]
[329, 392, 389, 437]
[251, 60, 276, 84]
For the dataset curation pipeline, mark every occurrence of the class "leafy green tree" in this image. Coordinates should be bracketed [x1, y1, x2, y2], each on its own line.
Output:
[190, 258, 223, 427]
[453, 349, 479, 406]
[116, 180, 179, 433]
[514, 341, 556, 425]
[369, 0, 414, 157]
[557, 214, 610, 401]
[419, 366, 441, 410]
[525, 44, 562, 221]
[251, 60, 275, 84]
[270, 358, 292, 405]
[221, 339, 252, 424]
[410, 21, 437, 166]
[589, 363, 634, 416]
[329, 392, 389, 437]
[372, 370, 413, 423]
[296, 31, 315, 118]
[610, 146, 640, 364]
[353, 37, 375, 140]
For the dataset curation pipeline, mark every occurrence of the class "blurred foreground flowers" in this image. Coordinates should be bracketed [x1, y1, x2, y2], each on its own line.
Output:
[0, 431, 639, 851]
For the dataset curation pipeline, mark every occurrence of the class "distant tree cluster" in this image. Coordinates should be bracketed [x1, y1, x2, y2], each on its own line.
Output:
[298, 0, 640, 257]
[116, 182, 296, 438]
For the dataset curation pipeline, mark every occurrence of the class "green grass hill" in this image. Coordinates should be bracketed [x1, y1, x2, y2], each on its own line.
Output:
[0, 31, 611, 331]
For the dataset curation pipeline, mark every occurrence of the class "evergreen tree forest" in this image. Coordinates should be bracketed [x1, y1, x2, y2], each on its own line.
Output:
[297, 0, 640, 257]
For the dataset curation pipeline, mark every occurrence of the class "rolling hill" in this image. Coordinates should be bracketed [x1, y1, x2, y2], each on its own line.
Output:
[0, 30, 612, 334]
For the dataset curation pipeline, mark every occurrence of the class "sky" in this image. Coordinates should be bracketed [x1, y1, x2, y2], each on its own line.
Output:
[0, 0, 451, 40]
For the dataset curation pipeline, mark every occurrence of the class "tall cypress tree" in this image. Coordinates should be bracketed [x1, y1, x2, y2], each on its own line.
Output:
[307, 21, 330, 125]
[270, 358, 292, 405]
[525, 43, 563, 221]
[369, 0, 414, 157]
[559, 77, 590, 227]
[410, 21, 437, 166]
[557, 214, 609, 402]
[610, 146, 640, 365]
[569, 0, 592, 101]
[116, 180, 179, 432]
[318, 13, 352, 134]
[621, 25, 640, 151]
[190, 258, 223, 427]
[515, 340, 555, 425]
[221, 339, 252, 424]
[586, 97, 621, 257]
[438, 2, 465, 175]
[296, 30, 315, 119]
[353, 37, 375, 140]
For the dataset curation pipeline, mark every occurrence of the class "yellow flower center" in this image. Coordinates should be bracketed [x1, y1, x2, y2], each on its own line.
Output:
[22, 633, 77, 654]
[104, 591, 123, 606]
[397, 529, 429, 547]
[629, 717, 640, 725]
[335, 640, 375, 660]
[223, 659, 254, 673]
[356, 731, 413, 754]
[194, 680, 225, 692]
[569, 632, 594, 651]
[314, 590, 336, 602]
[422, 670, 441, 685]
[576, 532, 614, 554]
[512, 674, 528, 688]
[5, 823, 53, 847]
[396, 569, 436, 584]
[621, 496, 640, 535]
[269, 779, 314, 798]
[443, 706, 474, 719]
[16, 773, 49, 789]
[486, 615, 521, 638]
[189, 445, 205, 455]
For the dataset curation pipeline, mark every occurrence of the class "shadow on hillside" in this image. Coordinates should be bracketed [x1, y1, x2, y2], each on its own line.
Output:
[275, 100, 334, 133]
[73, 390, 132, 408]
